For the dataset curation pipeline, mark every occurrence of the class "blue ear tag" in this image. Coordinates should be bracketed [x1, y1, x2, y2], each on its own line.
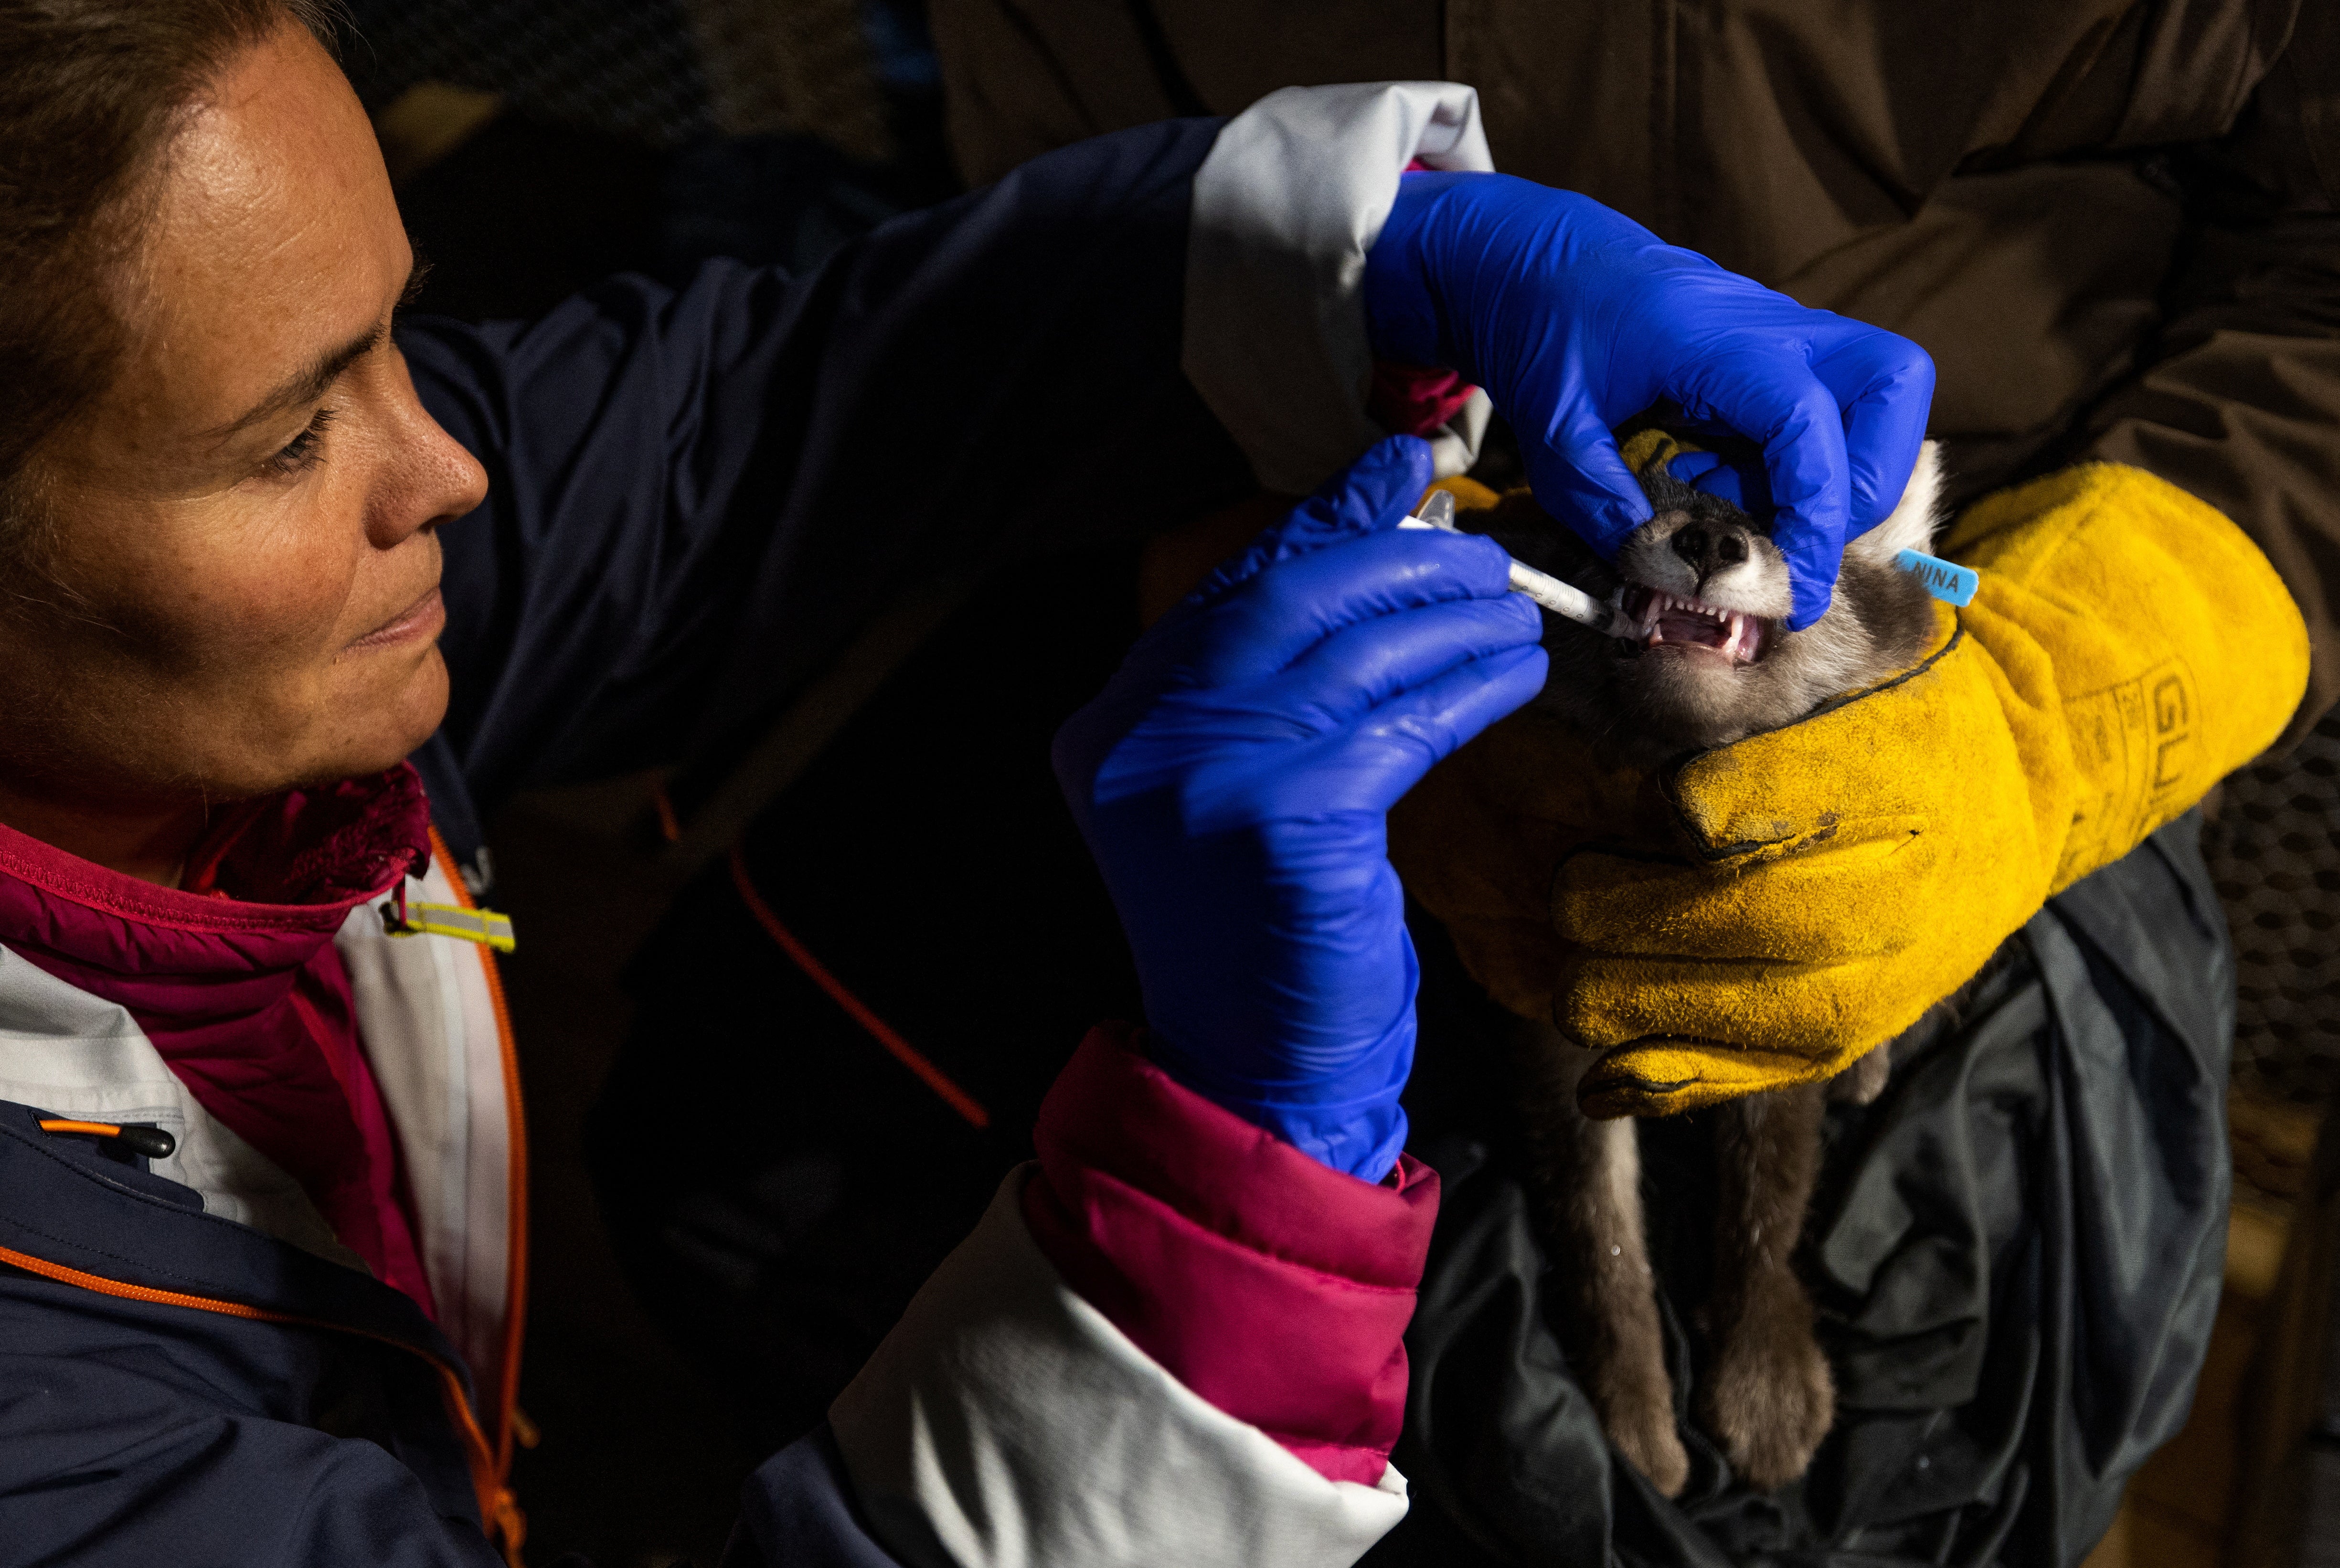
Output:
[1894, 550, 1978, 607]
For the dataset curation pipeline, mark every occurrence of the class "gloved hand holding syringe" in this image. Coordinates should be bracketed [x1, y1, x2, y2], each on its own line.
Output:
[1397, 489, 1638, 636]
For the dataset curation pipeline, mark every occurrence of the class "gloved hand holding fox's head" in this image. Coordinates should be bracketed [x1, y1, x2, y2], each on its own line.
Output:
[1390, 436, 2307, 1116]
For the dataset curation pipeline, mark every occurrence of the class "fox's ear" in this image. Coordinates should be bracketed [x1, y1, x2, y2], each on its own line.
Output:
[1847, 441, 1943, 564]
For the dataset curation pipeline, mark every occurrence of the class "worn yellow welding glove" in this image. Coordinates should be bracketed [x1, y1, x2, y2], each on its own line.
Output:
[1391, 463, 2308, 1117]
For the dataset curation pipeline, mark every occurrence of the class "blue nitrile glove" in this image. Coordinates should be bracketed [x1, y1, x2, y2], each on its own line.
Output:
[1662, 444, 1769, 513]
[1053, 436, 1547, 1181]
[1361, 170, 1935, 628]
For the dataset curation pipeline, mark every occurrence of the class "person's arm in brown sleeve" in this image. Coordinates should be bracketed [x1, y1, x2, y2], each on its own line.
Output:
[2074, 3, 2340, 741]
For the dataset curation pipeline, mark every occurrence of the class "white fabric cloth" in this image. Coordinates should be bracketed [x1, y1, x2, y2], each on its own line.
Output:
[1184, 81, 1495, 495]
[830, 1167, 1409, 1568]
[0, 943, 362, 1271]
[337, 855, 514, 1386]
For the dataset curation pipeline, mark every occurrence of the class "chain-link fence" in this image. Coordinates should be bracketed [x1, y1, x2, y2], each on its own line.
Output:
[340, 0, 939, 154]
[2210, 713, 2340, 1110]
[342, 0, 717, 146]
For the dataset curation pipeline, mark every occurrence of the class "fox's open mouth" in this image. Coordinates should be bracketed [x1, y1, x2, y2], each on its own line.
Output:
[1619, 583, 1769, 664]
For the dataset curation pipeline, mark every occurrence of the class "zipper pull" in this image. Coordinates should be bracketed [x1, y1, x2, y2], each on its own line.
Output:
[380, 884, 516, 953]
[38, 1119, 178, 1160]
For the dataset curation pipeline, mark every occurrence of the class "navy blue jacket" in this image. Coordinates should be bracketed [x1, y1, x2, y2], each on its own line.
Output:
[0, 117, 1244, 1568]
[407, 115, 1246, 865]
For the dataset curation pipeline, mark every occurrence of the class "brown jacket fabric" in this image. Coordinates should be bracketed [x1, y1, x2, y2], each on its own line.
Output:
[933, 0, 2340, 740]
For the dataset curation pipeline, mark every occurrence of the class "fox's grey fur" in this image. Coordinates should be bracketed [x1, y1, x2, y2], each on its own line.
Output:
[1483, 442, 1945, 1493]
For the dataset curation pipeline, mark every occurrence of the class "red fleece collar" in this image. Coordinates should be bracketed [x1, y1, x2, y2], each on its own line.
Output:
[0, 763, 429, 937]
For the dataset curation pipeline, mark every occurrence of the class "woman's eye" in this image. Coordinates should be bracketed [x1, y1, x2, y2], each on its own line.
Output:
[264, 407, 337, 477]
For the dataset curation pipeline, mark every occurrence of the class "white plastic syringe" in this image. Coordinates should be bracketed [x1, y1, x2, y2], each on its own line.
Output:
[1398, 489, 1638, 639]
[1402, 488, 1983, 634]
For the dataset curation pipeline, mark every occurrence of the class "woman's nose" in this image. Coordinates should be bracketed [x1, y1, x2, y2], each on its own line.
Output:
[414, 413, 489, 530]
[370, 357, 488, 547]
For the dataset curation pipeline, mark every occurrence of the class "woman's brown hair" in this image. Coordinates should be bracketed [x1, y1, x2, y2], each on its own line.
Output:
[0, 0, 334, 565]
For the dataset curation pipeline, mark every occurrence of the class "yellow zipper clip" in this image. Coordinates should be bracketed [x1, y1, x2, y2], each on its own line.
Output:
[381, 884, 516, 953]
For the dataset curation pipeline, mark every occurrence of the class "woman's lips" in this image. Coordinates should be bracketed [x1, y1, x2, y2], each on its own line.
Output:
[347, 587, 445, 651]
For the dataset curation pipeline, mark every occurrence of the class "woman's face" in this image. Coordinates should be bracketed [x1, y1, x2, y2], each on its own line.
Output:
[0, 21, 487, 814]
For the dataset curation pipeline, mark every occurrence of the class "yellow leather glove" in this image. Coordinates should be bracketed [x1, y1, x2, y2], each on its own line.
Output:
[1391, 463, 2308, 1117]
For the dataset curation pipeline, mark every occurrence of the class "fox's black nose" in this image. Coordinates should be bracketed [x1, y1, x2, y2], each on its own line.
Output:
[1671, 525, 1750, 575]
